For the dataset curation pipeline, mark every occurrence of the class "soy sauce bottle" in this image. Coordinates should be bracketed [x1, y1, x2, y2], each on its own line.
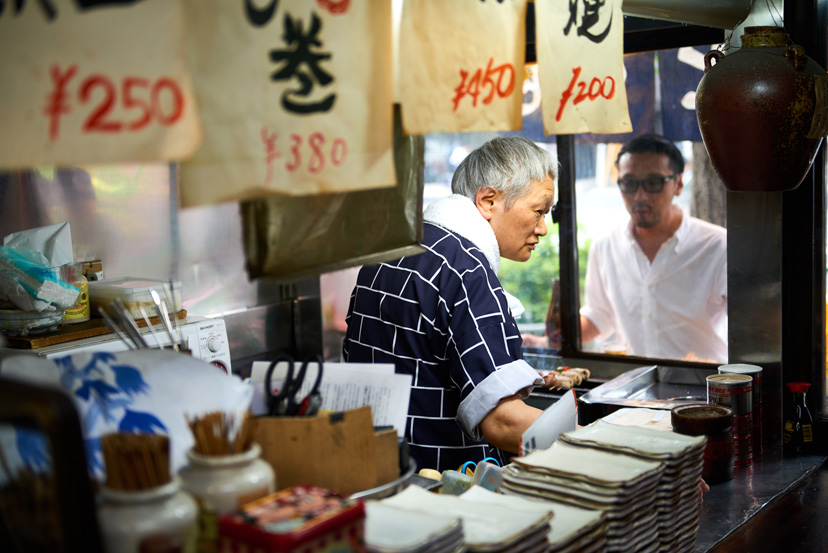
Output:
[782, 382, 814, 455]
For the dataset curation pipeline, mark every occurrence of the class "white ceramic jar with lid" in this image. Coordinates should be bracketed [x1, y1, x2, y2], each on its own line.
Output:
[179, 442, 275, 551]
[97, 477, 197, 553]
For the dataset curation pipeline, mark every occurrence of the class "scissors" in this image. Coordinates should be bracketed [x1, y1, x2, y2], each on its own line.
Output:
[265, 354, 324, 417]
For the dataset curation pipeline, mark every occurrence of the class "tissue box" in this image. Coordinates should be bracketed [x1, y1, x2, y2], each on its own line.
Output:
[218, 486, 365, 553]
[88, 277, 182, 319]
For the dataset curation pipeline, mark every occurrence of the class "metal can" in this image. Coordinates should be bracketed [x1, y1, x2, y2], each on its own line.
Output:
[719, 364, 763, 456]
[707, 373, 753, 468]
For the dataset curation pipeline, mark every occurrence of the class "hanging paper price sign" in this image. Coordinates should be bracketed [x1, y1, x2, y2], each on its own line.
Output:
[179, 0, 395, 206]
[536, 0, 631, 135]
[0, 0, 202, 169]
[398, 0, 527, 134]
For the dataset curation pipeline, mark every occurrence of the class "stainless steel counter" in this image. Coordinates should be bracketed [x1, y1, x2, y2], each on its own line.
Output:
[695, 448, 827, 552]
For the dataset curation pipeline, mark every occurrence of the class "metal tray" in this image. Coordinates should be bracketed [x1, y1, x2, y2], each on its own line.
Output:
[579, 365, 712, 411]
[350, 458, 417, 501]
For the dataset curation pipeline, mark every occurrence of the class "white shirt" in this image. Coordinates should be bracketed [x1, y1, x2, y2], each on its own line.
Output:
[580, 208, 728, 362]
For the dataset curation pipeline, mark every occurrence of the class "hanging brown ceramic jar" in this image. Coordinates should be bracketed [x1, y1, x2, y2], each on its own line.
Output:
[696, 26, 828, 192]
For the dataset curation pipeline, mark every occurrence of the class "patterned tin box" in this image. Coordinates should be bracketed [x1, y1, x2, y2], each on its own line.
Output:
[218, 485, 365, 553]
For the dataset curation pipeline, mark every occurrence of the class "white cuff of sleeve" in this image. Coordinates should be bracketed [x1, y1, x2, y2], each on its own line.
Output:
[457, 359, 543, 440]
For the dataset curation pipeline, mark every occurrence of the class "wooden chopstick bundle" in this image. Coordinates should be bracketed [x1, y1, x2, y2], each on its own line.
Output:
[101, 433, 171, 491]
[232, 412, 253, 454]
[185, 411, 253, 456]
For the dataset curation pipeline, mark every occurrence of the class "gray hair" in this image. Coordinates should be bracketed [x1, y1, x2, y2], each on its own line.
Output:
[451, 136, 559, 208]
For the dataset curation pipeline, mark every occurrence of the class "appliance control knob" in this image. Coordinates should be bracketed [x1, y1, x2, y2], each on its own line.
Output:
[207, 337, 221, 353]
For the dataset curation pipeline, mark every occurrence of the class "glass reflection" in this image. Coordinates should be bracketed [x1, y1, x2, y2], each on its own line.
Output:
[421, 63, 561, 343]
[400, 51, 729, 366]
[575, 135, 728, 363]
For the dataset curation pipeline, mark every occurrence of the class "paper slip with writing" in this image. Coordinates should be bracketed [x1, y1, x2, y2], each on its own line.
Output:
[520, 389, 578, 456]
[398, 0, 527, 134]
[180, 0, 395, 204]
[0, 0, 202, 168]
[535, 0, 631, 134]
[249, 361, 411, 437]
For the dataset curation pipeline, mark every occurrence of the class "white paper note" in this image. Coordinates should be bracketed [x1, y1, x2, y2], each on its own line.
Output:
[249, 361, 411, 437]
[520, 389, 578, 455]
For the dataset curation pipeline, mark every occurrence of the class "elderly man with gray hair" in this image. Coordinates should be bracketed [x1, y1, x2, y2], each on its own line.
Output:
[343, 136, 560, 472]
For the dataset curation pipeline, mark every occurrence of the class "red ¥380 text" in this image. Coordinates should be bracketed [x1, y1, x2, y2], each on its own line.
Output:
[260, 128, 348, 185]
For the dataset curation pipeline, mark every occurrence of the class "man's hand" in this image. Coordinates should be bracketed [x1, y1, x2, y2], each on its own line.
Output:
[479, 395, 543, 454]
[521, 333, 548, 347]
[580, 314, 601, 345]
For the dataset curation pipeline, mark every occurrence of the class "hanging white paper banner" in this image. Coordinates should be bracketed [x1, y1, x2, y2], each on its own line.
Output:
[398, 0, 527, 135]
[0, 0, 202, 169]
[179, 0, 395, 207]
[536, 0, 631, 135]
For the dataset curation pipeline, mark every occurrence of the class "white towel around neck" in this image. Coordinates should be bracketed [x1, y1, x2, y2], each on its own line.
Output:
[424, 194, 525, 318]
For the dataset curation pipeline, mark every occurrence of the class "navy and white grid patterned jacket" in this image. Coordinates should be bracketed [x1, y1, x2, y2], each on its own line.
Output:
[342, 222, 541, 473]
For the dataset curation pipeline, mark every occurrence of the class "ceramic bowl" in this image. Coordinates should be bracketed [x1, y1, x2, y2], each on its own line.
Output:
[671, 404, 733, 435]
[0, 308, 65, 336]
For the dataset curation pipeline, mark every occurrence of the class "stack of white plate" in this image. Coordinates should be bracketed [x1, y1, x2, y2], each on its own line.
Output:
[559, 418, 707, 553]
[377, 485, 552, 552]
[502, 441, 666, 553]
[459, 486, 608, 553]
[364, 501, 465, 553]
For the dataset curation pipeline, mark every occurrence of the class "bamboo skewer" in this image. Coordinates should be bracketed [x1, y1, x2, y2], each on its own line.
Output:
[101, 433, 171, 491]
[185, 411, 254, 456]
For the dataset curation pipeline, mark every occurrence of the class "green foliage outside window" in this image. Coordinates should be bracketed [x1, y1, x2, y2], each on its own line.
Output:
[497, 221, 593, 325]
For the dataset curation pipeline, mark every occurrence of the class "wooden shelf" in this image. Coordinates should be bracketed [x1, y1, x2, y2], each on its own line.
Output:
[4, 310, 187, 350]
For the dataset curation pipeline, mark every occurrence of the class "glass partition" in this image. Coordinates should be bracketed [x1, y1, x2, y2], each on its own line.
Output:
[325, 49, 730, 369]
[321, 64, 561, 359]
[422, 62, 560, 339]
[573, 138, 728, 363]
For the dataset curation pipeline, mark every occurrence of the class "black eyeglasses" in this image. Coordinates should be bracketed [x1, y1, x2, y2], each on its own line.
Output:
[617, 174, 678, 194]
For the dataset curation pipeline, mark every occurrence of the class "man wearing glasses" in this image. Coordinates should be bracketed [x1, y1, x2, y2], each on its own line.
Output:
[579, 133, 728, 363]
